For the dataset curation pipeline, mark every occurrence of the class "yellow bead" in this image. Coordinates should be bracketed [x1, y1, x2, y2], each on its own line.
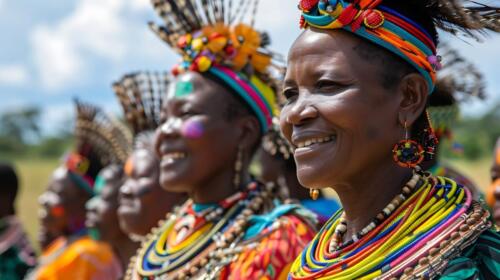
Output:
[197, 56, 212, 72]
[192, 38, 204, 51]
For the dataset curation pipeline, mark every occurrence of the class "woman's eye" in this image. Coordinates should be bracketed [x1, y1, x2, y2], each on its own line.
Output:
[316, 80, 342, 90]
[283, 88, 298, 101]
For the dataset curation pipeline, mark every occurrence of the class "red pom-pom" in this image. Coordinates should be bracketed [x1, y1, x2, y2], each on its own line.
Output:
[299, 0, 319, 12]
[177, 36, 189, 49]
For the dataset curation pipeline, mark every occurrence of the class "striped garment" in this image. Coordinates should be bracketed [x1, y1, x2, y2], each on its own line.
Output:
[440, 229, 500, 280]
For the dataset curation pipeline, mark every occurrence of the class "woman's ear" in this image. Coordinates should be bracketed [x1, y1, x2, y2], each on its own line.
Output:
[397, 73, 429, 126]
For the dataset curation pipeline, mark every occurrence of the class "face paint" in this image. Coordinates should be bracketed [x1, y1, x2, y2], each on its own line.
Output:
[174, 79, 194, 98]
[93, 176, 106, 195]
[51, 205, 65, 218]
[181, 119, 205, 139]
[124, 157, 134, 177]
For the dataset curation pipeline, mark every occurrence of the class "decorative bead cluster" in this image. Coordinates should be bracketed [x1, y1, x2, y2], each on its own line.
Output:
[171, 24, 271, 77]
[329, 172, 424, 253]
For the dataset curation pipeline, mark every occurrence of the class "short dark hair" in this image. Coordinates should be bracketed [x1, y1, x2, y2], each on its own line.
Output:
[0, 162, 19, 204]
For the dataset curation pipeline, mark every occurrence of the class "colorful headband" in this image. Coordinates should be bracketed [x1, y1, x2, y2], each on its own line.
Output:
[299, 0, 441, 93]
[64, 152, 95, 195]
[149, 0, 284, 133]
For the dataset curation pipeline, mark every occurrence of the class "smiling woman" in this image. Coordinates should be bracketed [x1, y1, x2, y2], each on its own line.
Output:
[283, 0, 500, 279]
[124, 1, 318, 279]
[112, 72, 188, 239]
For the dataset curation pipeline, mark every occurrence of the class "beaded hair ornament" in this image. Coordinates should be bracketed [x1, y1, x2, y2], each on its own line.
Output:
[113, 72, 171, 136]
[149, 0, 284, 132]
[428, 44, 485, 140]
[64, 100, 133, 195]
[299, 0, 500, 93]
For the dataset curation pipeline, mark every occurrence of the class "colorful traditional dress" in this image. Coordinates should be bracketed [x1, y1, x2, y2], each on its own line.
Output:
[0, 216, 36, 280]
[127, 182, 316, 280]
[28, 234, 122, 280]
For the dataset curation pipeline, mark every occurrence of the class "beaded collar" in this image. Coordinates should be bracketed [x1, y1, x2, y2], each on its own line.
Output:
[289, 173, 491, 279]
[126, 182, 278, 280]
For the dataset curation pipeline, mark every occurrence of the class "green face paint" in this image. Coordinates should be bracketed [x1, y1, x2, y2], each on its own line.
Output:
[175, 80, 194, 97]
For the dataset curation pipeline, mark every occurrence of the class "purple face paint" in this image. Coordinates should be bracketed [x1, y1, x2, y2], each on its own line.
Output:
[181, 119, 205, 139]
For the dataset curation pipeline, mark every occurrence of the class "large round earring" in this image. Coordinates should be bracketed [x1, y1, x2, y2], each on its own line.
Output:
[309, 188, 320, 200]
[233, 146, 243, 189]
[392, 121, 424, 168]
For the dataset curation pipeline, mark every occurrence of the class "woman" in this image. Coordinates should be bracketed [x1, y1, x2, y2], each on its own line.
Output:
[86, 164, 139, 277]
[0, 162, 36, 279]
[30, 101, 132, 279]
[426, 45, 484, 199]
[126, 1, 317, 279]
[113, 72, 187, 239]
[282, 0, 500, 278]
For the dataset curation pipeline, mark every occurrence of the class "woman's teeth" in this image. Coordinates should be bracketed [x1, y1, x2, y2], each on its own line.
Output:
[296, 135, 336, 148]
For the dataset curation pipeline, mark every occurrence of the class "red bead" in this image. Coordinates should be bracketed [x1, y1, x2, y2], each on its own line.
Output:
[363, 9, 385, 29]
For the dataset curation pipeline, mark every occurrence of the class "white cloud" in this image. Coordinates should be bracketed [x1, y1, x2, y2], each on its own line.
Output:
[30, 0, 138, 91]
[0, 64, 29, 86]
[129, 0, 150, 11]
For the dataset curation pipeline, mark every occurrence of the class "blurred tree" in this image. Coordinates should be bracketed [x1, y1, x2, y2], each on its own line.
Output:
[0, 107, 41, 144]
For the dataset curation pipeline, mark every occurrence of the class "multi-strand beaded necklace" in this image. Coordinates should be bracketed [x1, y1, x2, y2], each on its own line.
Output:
[289, 171, 491, 279]
[125, 182, 277, 280]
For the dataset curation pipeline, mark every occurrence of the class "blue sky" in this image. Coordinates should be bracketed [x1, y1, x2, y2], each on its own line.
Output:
[0, 0, 499, 136]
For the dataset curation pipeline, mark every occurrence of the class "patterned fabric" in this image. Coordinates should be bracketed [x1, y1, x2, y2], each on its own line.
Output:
[440, 229, 500, 280]
[28, 235, 122, 280]
[223, 215, 316, 280]
[0, 216, 36, 280]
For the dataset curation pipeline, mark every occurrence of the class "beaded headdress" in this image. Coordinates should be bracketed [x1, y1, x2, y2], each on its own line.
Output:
[298, 0, 500, 93]
[64, 100, 133, 195]
[429, 44, 485, 139]
[113, 71, 171, 135]
[149, 0, 284, 133]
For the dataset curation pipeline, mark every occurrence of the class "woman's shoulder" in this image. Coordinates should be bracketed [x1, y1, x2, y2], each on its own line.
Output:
[440, 229, 500, 279]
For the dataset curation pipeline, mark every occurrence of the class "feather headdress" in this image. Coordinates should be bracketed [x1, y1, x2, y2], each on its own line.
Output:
[64, 100, 133, 193]
[113, 72, 171, 135]
[148, 0, 284, 132]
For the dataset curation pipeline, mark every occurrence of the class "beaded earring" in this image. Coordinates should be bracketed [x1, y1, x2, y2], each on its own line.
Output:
[233, 146, 243, 189]
[309, 188, 320, 200]
[392, 121, 425, 168]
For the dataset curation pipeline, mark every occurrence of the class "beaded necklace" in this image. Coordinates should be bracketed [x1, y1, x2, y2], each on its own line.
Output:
[289, 173, 491, 279]
[126, 182, 276, 280]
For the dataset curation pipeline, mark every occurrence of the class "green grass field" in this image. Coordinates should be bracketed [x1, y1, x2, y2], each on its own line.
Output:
[10, 158, 60, 252]
[6, 156, 495, 252]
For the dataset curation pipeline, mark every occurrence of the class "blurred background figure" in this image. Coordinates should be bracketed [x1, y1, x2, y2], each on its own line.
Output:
[86, 164, 138, 277]
[487, 138, 500, 226]
[113, 73, 187, 240]
[0, 162, 36, 280]
[28, 100, 132, 279]
[256, 121, 340, 225]
[425, 45, 486, 200]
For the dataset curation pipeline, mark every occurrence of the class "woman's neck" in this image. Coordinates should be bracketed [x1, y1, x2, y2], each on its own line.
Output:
[112, 234, 139, 269]
[334, 161, 413, 238]
[190, 167, 251, 204]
